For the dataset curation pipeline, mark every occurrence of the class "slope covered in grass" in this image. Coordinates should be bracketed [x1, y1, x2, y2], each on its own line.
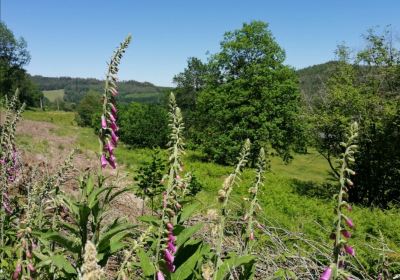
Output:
[19, 110, 400, 272]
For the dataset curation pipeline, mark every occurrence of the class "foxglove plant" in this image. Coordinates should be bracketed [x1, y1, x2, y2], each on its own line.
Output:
[243, 147, 268, 255]
[215, 139, 250, 270]
[99, 35, 131, 169]
[321, 122, 358, 280]
[155, 93, 185, 279]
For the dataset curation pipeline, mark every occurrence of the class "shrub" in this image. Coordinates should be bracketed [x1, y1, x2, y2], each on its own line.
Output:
[75, 90, 102, 127]
[118, 102, 169, 148]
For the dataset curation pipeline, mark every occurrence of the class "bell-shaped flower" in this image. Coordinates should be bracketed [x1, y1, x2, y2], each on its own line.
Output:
[319, 267, 332, 280]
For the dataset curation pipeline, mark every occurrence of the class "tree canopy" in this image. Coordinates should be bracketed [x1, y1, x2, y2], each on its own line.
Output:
[193, 21, 304, 164]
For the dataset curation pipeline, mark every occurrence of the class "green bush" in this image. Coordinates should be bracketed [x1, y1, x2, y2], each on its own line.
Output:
[118, 102, 168, 148]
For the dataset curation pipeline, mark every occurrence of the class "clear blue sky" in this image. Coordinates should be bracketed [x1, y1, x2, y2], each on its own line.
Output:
[2, 0, 400, 86]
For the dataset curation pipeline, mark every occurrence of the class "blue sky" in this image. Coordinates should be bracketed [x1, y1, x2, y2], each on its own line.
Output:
[2, 0, 400, 86]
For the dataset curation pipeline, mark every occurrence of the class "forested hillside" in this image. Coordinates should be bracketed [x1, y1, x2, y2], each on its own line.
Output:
[31, 75, 172, 104]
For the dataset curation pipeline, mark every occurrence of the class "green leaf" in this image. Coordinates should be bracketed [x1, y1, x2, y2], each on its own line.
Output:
[87, 175, 94, 195]
[176, 223, 203, 248]
[178, 202, 201, 223]
[50, 254, 76, 274]
[88, 186, 111, 209]
[137, 248, 155, 277]
[172, 244, 203, 280]
[138, 215, 161, 226]
[215, 254, 256, 280]
[43, 232, 80, 254]
[97, 222, 135, 253]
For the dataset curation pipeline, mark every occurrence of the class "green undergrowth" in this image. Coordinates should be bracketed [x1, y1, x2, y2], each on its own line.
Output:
[21, 110, 400, 272]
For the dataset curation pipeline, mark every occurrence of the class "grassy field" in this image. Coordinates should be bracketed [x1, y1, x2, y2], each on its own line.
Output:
[43, 89, 65, 102]
[19, 110, 400, 271]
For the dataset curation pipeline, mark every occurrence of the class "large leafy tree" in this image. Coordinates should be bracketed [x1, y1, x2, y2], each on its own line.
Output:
[0, 22, 41, 106]
[194, 21, 303, 164]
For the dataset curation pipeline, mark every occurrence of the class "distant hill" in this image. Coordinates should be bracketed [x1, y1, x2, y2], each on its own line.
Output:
[33, 63, 337, 107]
[296, 61, 339, 104]
[43, 89, 65, 103]
[30, 75, 173, 104]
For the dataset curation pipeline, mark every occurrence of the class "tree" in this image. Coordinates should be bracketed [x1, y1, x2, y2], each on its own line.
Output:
[118, 102, 169, 148]
[75, 90, 102, 127]
[0, 22, 42, 107]
[311, 44, 364, 175]
[194, 21, 304, 164]
[311, 31, 400, 208]
[134, 149, 166, 214]
[173, 57, 208, 139]
[350, 101, 400, 208]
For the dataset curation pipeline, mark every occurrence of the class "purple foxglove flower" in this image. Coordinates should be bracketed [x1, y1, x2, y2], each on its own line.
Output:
[347, 204, 353, 212]
[110, 103, 117, 114]
[100, 154, 108, 168]
[164, 248, 174, 263]
[110, 88, 118, 96]
[111, 130, 119, 146]
[27, 263, 35, 272]
[167, 223, 174, 231]
[101, 115, 107, 129]
[110, 121, 119, 132]
[341, 230, 351, 238]
[320, 267, 332, 280]
[344, 244, 355, 256]
[106, 141, 114, 154]
[168, 233, 176, 243]
[108, 112, 116, 123]
[167, 263, 175, 272]
[12, 264, 22, 280]
[157, 271, 165, 280]
[108, 155, 117, 169]
[167, 241, 177, 253]
[26, 249, 32, 259]
[345, 217, 354, 228]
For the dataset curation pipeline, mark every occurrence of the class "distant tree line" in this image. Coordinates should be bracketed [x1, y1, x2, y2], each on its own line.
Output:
[31, 75, 171, 104]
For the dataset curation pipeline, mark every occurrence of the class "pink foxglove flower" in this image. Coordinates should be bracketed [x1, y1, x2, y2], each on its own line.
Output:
[108, 112, 116, 123]
[100, 154, 108, 168]
[344, 245, 355, 256]
[12, 264, 22, 280]
[110, 88, 118, 96]
[110, 121, 119, 132]
[27, 263, 35, 272]
[101, 115, 107, 129]
[108, 155, 117, 169]
[110, 103, 117, 114]
[341, 230, 351, 239]
[345, 217, 354, 228]
[106, 141, 114, 154]
[164, 249, 174, 264]
[111, 130, 119, 146]
[320, 267, 332, 280]
[157, 271, 165, 280]
[167, 240, 177, 253]
[168, 233, 176, 243]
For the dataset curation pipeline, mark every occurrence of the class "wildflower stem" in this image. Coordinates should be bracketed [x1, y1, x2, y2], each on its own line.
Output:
[215, 139, 250, 273]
